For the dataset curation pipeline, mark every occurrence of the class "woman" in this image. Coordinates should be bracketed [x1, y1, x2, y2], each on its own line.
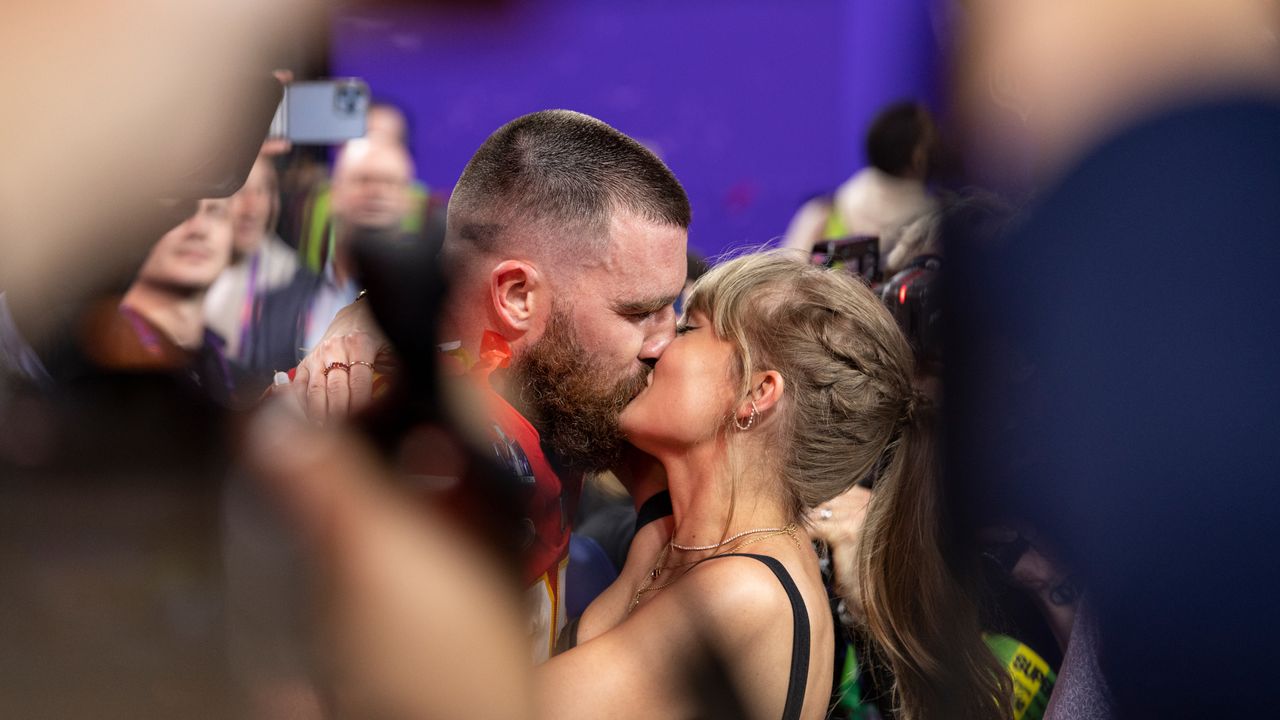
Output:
[541, 250, 1009, 720]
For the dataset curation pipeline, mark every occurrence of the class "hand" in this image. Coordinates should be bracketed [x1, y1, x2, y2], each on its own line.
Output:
[807, 485, 873, 621]
[292, 300, 393, 424]
[246, 399, 531, 719]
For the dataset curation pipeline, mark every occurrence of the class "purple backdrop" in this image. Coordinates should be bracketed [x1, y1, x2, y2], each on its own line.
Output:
[332, 0, 939, 258]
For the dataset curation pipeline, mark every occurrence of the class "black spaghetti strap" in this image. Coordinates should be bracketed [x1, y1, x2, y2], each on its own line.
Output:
[634, 490, 674, 533]
[708, 553, 811, 720]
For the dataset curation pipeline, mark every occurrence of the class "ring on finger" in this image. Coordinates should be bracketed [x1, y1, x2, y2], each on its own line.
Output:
[323, 361, 352, 377]
[349, 360, 375, 371]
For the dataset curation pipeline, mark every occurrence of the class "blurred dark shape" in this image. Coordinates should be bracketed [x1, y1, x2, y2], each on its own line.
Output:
[866, 100, 938, 179]
[881, 253, 942, 371]
[881, 192, 1014, 372]
[0, 340, 237, 719]
[0, 201, 255, 716]
[348, 218, 526, 573]
[813, 235, 881, 285]
[947, 97, 1280, 717]
[686, 251, 710, 285]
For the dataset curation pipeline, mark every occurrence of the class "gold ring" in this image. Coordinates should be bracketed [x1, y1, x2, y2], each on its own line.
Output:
[349, 360, 375, 371]
[323, 361, 351, 377]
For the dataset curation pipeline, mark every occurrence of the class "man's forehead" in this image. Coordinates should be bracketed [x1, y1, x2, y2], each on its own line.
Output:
[600, 210, 688, 291]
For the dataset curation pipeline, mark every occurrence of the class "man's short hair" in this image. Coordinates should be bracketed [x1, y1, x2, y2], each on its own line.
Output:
[865, 101, 935, 178]
[447, 110, 691, 260]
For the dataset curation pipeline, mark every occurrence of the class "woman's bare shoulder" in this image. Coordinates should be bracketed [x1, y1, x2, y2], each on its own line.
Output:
[664, 554, 796, 631]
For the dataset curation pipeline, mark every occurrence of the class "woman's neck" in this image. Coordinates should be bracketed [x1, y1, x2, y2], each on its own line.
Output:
[120, 282, 206, 350]
[662, 440, 791, 552]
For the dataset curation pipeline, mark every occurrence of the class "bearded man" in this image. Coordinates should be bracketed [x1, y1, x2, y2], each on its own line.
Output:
[291, 109, 690, 661]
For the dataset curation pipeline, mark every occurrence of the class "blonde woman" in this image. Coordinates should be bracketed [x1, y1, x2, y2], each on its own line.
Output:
[542, 250, 1009, 720]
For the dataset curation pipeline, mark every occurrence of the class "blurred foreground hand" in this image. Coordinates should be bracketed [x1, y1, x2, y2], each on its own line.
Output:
[247, 399, 532, 720]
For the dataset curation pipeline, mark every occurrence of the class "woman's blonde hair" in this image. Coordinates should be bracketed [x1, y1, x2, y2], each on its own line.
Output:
[685, 250, 1010, 720]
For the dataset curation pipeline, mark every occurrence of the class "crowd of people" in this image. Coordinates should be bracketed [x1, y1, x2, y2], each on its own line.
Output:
[3, 1, 1280, 718]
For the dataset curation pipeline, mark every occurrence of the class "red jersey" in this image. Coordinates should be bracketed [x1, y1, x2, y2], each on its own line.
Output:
[286, 331, 576, 661]
[417, 331, 579, 662]
[478, 379, 573, 662]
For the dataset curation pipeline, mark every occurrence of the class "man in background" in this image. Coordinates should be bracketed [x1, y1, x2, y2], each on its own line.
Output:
[83, 197, 238, 405]
[204, 156, 299, 365]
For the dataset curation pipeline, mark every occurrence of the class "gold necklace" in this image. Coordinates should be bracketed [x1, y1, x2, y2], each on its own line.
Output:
[627, 523, 799, 613]
[671, 525, 795, 551]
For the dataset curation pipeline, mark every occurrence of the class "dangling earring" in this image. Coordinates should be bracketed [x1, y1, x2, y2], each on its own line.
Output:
[734, 401, 758, 431]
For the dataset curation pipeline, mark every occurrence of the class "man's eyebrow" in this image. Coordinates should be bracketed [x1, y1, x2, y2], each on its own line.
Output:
[612, 295, 679, 315]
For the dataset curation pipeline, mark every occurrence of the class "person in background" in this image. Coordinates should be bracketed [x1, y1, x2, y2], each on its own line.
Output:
[82, 198, 237, 405]
[306, 138, 415, 345]
[782, 101, 939, 267]
[292, 101, 446, 273]
[365, 101, 410, 146]
[242, 138, 417, 379]
[204, 155, 299, 364]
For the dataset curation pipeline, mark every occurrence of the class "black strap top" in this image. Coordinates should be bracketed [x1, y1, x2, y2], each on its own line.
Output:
[708, 553, 812, 720]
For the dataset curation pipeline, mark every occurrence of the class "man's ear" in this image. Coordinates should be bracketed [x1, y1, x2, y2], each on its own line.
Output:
[489, 260, 545, 337]
[737, 370, 785, 423]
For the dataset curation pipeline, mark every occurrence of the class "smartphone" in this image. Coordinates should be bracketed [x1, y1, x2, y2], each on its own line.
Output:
[269, 79, 370, 145]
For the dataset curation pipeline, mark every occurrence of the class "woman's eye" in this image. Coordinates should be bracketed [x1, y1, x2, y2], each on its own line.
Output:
[676, 324, 698, 335]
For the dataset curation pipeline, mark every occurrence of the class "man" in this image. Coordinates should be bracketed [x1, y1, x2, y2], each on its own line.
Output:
[303, 138, 416, 349]
[294, 129, 441, 276]
[246, 139, 418, 380]
[204, 155, 299, 363]
[83, 197, 237, 404]
[293, 109, 690, 661]
[365, 101, 410, 146]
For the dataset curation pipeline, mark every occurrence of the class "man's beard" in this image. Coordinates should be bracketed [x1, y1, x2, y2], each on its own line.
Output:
[513, 310, 650, 475]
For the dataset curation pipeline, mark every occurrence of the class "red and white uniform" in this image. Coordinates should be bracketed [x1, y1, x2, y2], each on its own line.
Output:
[445, 331, 578, 663]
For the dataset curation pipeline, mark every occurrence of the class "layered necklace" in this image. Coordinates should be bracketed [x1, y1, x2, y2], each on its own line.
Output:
[628, 523, 800, 613]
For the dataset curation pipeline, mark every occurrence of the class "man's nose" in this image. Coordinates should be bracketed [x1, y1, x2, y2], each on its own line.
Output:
[639, 307, 677, 362]
[182, 213, 210, 239]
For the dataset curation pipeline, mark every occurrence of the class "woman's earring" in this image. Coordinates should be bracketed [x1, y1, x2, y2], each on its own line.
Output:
[734, 401, 758, 431]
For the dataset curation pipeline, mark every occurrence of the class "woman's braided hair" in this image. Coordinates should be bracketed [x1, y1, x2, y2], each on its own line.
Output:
[685, 250, 916, 518]
[686, 250, 1011, 720]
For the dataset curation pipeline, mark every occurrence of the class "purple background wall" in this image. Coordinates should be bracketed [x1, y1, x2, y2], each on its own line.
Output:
[332, 0, 939, 258]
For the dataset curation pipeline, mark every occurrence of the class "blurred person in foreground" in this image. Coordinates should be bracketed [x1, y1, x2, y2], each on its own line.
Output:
[0, 198, 243, 720]
[950, 0, 1280, 717]
[203, 156, 299, 371]
[782, 101, 939, 269]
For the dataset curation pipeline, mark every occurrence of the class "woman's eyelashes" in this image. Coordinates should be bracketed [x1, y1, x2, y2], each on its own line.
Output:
[676, 323, 699, 335]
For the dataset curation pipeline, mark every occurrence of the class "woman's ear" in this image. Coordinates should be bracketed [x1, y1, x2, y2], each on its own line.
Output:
[737, 370, 784, 422]
[489, 260, 545, 337]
